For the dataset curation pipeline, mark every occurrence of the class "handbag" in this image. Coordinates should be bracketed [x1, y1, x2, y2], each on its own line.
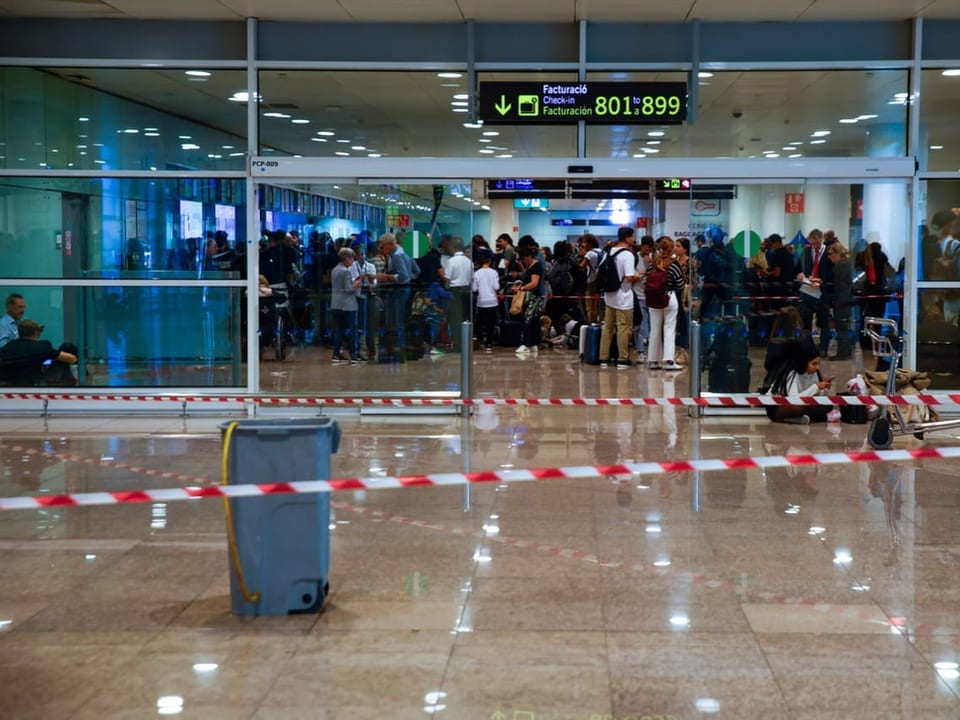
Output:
[509, 289, 527, 316]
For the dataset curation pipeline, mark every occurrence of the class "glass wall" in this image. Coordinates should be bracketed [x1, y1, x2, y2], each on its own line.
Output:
[257, 70, 579, 159]
[0, 67, 248, 172]
[692, 180, 911, 395]
[917, 179, 960, 388]
[586, 69, 909, 159]
[0, 176, 246, 388]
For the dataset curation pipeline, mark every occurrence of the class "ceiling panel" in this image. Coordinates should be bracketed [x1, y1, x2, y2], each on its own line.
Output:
[1, 0, 957, 21]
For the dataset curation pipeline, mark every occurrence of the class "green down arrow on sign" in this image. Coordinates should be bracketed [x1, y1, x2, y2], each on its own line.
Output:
[494, 96, 512, 115]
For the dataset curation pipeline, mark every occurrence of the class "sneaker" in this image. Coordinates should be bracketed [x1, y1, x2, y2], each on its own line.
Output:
[429, 348, 444, 356]
[599, 360, 611, 367]
[331, 356, 345, 365]
[616, 360, 636, 369]
[784, 414, 811, 425]
[529, 345, 538, 353]
[648, 361, 662, 370]
[515, 345, 530, 354]
[662, 360, 683, 371]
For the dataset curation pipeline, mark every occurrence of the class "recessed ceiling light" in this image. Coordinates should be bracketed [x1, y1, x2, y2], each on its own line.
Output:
[479, 138, 492, 143]
[78, 117, 89, 122]
[335, 151, 350, 156]
[930, 145, 944, 150]
[291, 118, 310, 124]
[647, 140, 661, 145]
[632, 153, 647, 158]
[452, 108, 469, 113]
[942, 69, 960, 76]
[229, 91, 260, 103]
[316, 130, 335, 136]
[311, 137, 327, 142]
[839, 118, 858, 124]
[642, 147, 659, 153]
[810, 139, 827, 144]
[185, 70, 211, 77]
[496, 154, 513, 158]
[178, 135, 192, 139]
[765, 153, 780, 158]
[144, 132, 160, 137]
[453, 93, 469, 100]
[857, 114, 878, 120]
[789, 153, 803, 158]
[440, 83, 460, 88]
[451, 101, 469, 106]
[368, 153, 382, 158]
[648, 130, 665, 137]
[463, 122, 483, 129]
[479, 149, 495, 154]
[482, 131, 499, 136]
[336, 139, 350, 143]
[437, 72, 463, 78]
[698, 71, 714, 78]
[351, 145, 366, 151]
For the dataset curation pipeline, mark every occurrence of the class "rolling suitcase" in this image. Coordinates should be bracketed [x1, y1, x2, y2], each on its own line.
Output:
[498, 320, 523, 348]
[581, 324, 602, 364]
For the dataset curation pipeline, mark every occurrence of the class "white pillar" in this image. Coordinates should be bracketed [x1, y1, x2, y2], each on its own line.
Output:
[862, 124, 910, 266]
[489, 199, 519, 240]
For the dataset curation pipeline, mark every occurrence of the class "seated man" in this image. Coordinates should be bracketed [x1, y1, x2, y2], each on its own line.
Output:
[0, 319, 77, 386]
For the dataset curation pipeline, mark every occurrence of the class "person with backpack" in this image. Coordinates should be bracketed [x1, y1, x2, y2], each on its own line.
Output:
[545, 239, 579, 329]
[597, 227, 640, 368]
[646, 236, 684, 371]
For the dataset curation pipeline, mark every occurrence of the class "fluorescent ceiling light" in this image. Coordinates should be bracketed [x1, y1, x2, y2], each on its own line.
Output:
[316, 130, 335, 136]
[811, 130, 831, 137]
[185, 70, 211, 77]
[941, 69, 960, 76]
[291, 118, 310, 124]
[453, 93, 469, 100]
[437, 72, 462, 78]
[698, 71, 713, 78]
[648, 130, 665, 137]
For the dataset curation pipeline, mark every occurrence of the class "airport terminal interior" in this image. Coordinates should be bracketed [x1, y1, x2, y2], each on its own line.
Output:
[2, 1, 960, 718]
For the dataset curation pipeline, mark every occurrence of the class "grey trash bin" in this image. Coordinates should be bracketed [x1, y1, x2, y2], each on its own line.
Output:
[219, 417, 340, 616]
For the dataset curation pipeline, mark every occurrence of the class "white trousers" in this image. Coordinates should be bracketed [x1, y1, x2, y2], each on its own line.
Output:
[647, 292, 678, 363]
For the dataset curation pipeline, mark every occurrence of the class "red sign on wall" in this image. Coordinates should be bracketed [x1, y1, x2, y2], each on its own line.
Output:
[785, 193, 804, 214]
[386, 213, 411, 228]
[636, 217, 649, 229]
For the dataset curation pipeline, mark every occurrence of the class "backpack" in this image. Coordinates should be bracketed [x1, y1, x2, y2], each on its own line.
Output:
[644, 266, 669, 309]
[547, 259, 574, 297]
[595, 249, 627, 293]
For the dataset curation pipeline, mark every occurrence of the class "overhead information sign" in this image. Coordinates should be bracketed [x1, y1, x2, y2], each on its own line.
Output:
[478, 81, 687, 125]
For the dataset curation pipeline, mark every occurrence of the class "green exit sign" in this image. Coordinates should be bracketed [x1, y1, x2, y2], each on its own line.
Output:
[478, 81, 687, 125]
[513, 198, 550, 209]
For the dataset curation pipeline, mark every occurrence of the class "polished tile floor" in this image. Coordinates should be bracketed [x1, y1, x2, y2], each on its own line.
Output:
[2, 345, 960, 719]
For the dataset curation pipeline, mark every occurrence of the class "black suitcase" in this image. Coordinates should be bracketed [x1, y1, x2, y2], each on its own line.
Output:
[498, 320, 523, 348]
[707, 317, 751, 392]
[580, 324, 618, 364]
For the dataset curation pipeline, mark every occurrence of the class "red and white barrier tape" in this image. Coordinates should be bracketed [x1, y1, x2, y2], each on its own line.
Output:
[1, 445, 957, 513]
[3, 391, 960, 408]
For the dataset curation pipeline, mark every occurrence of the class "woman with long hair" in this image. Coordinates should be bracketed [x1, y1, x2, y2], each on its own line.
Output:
[764, 341, 833, 424]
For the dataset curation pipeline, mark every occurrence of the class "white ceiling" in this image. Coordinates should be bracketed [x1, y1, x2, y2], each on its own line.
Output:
[1, 0, 960, 22]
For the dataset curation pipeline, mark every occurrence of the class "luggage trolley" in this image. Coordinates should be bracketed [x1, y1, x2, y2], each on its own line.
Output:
[862, 317, 960, 448]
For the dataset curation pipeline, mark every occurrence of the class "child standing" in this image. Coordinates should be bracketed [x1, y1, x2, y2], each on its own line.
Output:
[472, 249, 500, 351]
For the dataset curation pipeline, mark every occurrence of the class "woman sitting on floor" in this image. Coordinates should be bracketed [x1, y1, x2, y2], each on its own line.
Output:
[763, 340, 833, 424]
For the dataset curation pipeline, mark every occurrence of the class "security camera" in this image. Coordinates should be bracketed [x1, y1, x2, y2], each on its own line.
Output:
[732, 110, 743, 119]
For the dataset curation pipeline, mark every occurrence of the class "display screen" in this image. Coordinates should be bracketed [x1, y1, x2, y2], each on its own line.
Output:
[479, 81, 687, 125]
[179, 200, 203, 239]
[215, 204, 236, 238]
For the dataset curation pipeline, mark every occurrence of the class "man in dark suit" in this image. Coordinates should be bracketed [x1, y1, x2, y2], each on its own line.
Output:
[797, 228, 833, 356]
